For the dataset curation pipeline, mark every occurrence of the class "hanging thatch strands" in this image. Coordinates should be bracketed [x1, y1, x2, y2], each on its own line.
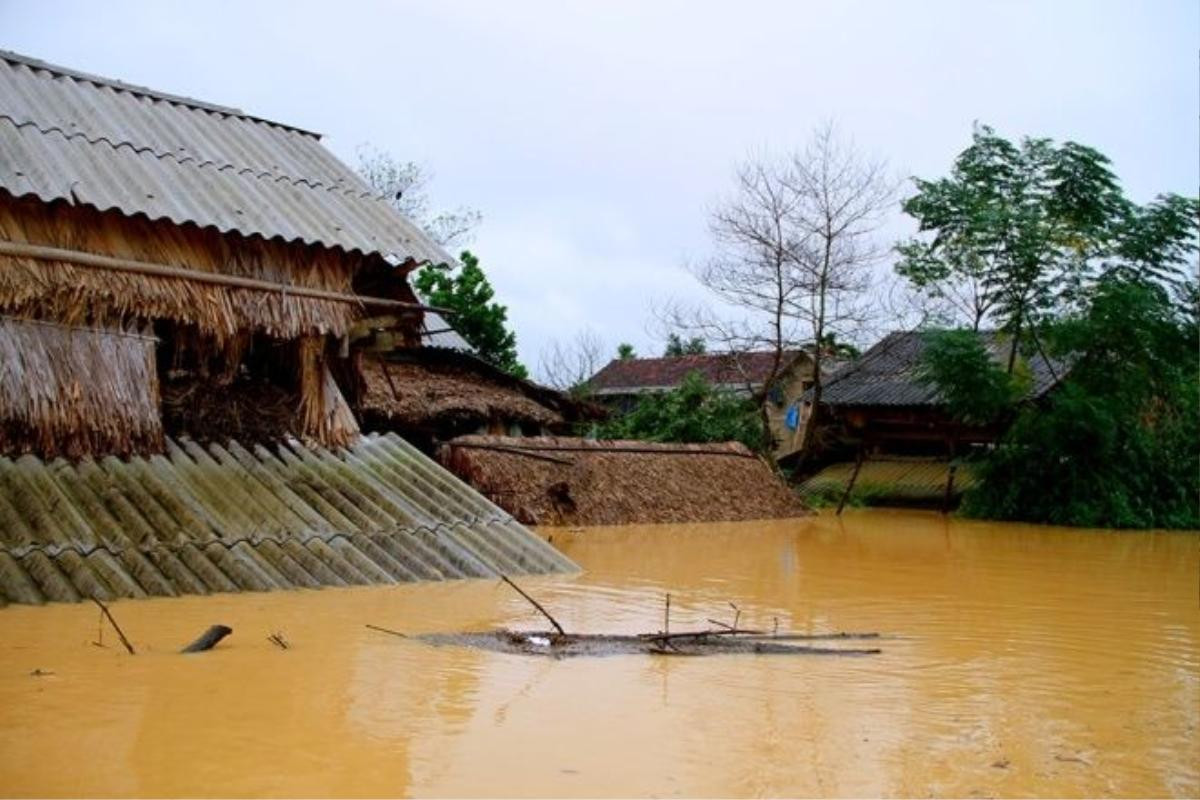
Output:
[0, 196, 376, 340]
[0, 317, 162, 458]
[297, 336, 361, 448]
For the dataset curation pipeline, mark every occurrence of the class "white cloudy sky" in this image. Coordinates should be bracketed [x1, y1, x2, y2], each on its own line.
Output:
[4, 1, 1197, 377]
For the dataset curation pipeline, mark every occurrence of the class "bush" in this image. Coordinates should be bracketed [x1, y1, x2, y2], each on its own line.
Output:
[594, 371, 766, 452]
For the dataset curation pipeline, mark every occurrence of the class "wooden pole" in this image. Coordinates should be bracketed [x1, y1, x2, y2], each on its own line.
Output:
[500, 575, 565, 635]
[942, 464, 958, 514]
[0, 240, 448, 313]
[90, 597, 135, 655]
[836, 445, 866, 516]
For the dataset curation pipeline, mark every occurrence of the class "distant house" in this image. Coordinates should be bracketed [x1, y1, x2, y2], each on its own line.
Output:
[587, 350, 829, 456]
[811, 330, 1063, 453]
[795, 330, 1065, 507]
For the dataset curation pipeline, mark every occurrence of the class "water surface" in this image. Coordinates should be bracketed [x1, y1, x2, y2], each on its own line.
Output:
[0, 510, 1196, 797]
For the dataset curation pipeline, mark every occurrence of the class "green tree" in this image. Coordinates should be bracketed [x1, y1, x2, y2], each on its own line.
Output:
[917, 330, 1027, 426]
[962, 277, 1198, 529]
[414, 251, 529, 379]
[663, 333, 706, 356]
[616, 343, 637, 360]
[595, 371, 765, 452]
[895, 125, 1182, 365]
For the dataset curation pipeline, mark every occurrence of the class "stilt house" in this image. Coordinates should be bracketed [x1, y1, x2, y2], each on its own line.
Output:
[0, 50, 575, 604]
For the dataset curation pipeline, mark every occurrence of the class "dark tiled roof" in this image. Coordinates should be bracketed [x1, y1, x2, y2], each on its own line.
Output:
[587, 350, 807, 395]
[816, 331, 1063, 408]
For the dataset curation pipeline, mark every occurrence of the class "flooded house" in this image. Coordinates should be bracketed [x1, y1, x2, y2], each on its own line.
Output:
[586, 349, 824, 458]
[0, 49, 574, 604]
[795, 330, 1064, 506]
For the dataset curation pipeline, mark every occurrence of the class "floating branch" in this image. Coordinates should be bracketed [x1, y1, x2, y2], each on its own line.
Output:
[90, 597, 135, 655]
[267, 632, 290, 650]
[416, 630, 881, 659]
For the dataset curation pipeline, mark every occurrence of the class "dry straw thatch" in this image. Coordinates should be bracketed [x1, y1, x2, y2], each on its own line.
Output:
[0, 195, 365, 340]
[0, 316, 162, 458]
[298, 336, 360, 448]
[360, 354, 563, 430]
[440, 436, 811, 526]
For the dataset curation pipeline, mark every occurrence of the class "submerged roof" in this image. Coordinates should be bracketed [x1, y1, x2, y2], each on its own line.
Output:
[0, 433, 576, 605]
[588, 350, 809, 396]
[817, 330, 1063, 408]
[0, 49, 449, 263]
[441, 435, 810, 526]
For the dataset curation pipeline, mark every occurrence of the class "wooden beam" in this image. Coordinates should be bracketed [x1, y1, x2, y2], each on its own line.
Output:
[0, 240, 450, 314]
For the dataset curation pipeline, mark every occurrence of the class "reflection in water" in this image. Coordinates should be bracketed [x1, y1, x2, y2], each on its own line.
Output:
[0, 510, 1195, 797]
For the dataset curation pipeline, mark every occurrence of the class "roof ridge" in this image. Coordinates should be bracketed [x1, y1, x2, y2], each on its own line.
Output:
[0, 114, 379, 200]
[0, 48, 321, 138]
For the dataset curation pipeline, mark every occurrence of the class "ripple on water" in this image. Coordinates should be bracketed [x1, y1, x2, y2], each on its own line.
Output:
[0, 510, 1195, 798]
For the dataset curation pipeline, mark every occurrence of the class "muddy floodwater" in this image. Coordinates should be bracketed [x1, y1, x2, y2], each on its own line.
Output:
[0, 510, 1197, 797]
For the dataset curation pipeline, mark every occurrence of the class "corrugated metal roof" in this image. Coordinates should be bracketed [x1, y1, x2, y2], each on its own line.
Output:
[0, 432, 577, 605]
[816, 331, 1063, 408]
[420, 311, 474, 352]
[0, 49, 452, 264]
[797, 458, 979, 504]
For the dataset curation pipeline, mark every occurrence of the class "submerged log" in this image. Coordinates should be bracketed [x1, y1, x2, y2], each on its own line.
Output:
[181, 624, 233, 653]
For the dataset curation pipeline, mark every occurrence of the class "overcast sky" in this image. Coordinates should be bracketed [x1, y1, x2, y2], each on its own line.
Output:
[4, 0, 1197, 377]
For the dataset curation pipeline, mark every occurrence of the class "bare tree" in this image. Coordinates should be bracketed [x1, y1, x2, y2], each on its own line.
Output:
[537, 329, 607, 396]
[356, 145, 482, 248]
[668, 123, 895, 462]
[785, 125, 896, 459]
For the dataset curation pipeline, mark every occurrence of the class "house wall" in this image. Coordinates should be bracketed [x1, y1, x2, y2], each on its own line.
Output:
[767, 363, 816, 457]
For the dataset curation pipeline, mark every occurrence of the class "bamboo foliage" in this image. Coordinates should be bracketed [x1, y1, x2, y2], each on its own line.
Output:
[0, 317, 163, 458]
[0, 196, 364, 340]
[298, 336, 360, 448]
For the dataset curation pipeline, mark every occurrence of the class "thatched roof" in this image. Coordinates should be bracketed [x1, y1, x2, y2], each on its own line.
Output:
[359, 349, 596, 432]
[0, 316, 162, 458]
[440, 436, 810, 526]
[0, 433, 576, 605]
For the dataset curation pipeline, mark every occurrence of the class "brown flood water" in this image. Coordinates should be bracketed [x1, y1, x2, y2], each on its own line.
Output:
[0, 509, 1196, 798]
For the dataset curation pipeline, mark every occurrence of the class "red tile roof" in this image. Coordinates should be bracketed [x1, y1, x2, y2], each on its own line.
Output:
[587, 350, 807, 394]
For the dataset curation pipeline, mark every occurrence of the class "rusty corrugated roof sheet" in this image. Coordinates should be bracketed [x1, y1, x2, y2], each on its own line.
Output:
[815, 331, 1063, 408]
[588, 350, 809, 396]
[0, 432, 576, 605]
[0, 49, 451, 264]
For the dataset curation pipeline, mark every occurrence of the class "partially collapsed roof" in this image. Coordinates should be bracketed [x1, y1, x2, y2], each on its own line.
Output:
[817, 331, 1063, 408]
[0, 49, 449, 264]
[588, 350, 809, 396]
[0, 432, 576, 605]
